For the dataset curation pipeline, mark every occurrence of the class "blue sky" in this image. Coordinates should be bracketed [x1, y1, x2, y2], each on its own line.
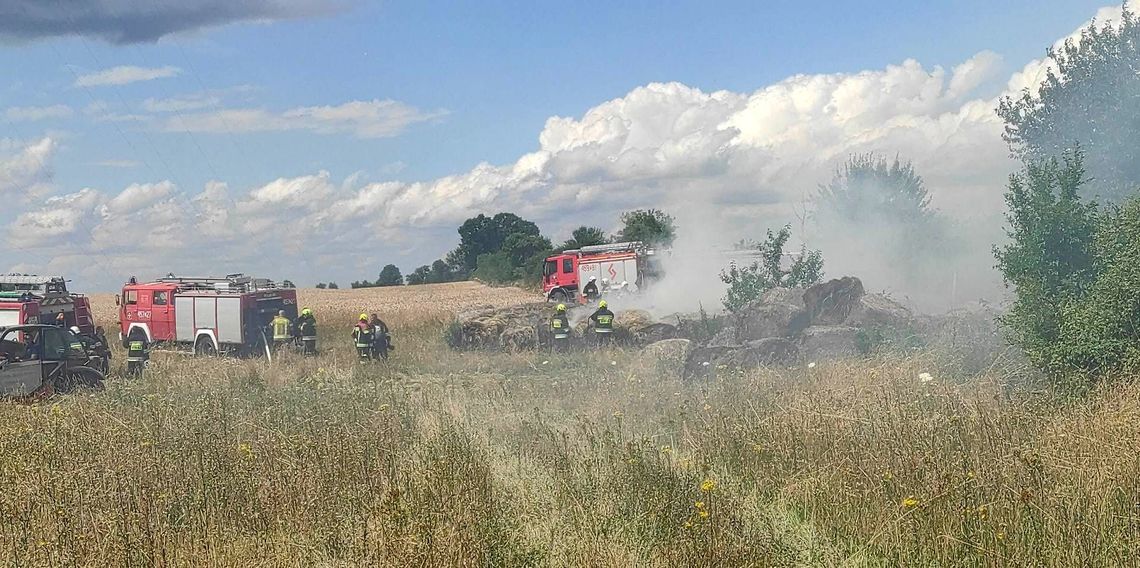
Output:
[0, 0, 1121, 290]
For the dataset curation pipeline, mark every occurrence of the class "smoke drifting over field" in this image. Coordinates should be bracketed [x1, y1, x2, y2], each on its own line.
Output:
[629, 202, 1008, 318]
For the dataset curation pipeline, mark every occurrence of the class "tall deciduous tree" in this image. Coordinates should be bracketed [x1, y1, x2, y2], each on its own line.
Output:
[560, 226, 608, 251]
[817, 153, 932, 223]
[376, 264, 403, 287]
[450, 213, 543, 275]
[998, 8, 1140, 203]
[618, 209, 676, 247]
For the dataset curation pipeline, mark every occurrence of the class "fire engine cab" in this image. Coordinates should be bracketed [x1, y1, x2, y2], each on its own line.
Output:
[119, 274, 298, 355]
[542, 242, 659, 303]
[0, 275, 95, 334]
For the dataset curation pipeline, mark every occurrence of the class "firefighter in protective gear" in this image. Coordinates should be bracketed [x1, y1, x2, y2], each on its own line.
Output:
[582, 276, 600, 302]
[295, 307, 317, 356]
[126, 339, 149, 376]
[369, 313, 392, 360]
[270, 310, 292, 351]
[352, 314, 374, 360]
[589, 300, 615, 345]
[550, 303, 571, 350]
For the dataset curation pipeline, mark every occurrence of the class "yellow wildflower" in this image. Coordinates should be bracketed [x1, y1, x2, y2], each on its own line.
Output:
[700, 479, 716, 492]
[238, 442, 253, 457]
[902, 496, 920, 509]
[660, 445, 673, 455]
[976, 505, 989, 521]
[698, 510, 710, 518]
[694, 501, 705, 510]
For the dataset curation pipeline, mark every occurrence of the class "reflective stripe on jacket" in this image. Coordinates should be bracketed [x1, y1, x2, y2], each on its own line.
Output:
[272, 317, 291, 340]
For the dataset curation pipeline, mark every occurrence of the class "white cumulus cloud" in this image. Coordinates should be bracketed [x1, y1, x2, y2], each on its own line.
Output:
[74, 65, 181, 87]
[168, 99, 447, 139]
[0, 137, 56, 195]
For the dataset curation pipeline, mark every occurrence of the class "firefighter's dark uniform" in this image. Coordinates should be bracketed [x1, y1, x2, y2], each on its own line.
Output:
[370, 316, 391, 360]
[296, 313, 317, 355]
[352, 321, 373, 360]
[589, 306, 615, 345]
[583, 279, 600, 301]
[550, 311, 571, 351]
[126, 340, 149, 376]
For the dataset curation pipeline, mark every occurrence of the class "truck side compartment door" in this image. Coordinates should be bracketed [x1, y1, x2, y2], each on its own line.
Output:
[150, 287, 175, 340]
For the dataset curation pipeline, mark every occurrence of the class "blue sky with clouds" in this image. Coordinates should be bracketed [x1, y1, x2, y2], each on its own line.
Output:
[0, 0, 1122, 290]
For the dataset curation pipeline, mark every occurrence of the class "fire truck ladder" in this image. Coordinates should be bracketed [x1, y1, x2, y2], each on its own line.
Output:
[570, 242, 648, 255]
[156, 274, 279, 293]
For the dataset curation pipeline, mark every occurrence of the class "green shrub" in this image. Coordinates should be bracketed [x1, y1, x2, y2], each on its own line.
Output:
[720, 225, 823, 313]
[993, 149, 1140, 385]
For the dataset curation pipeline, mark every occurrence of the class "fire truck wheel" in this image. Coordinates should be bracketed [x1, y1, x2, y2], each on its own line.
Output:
[550, 288, 570, 303]
[194, 336, 218, 356]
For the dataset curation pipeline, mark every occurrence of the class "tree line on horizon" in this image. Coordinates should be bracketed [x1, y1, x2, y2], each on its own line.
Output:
[321, 208, 678, 289]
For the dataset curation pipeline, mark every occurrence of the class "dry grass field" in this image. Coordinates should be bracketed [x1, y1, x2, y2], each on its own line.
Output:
[2, 282, 1139, 566]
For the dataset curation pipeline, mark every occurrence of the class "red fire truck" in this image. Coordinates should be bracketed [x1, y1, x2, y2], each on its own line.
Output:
[541, 242, 660, 303]
[0, 275, 95, 334]
[118, 274, 298, 355]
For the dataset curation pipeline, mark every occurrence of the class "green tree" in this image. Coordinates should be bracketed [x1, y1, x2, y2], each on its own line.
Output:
[376, 264, 403, 287]
[720, 225, 824, 313]
[327, 282, 339, 290]
[450, 213, 544, 276]
[817, 153, 932, 223]
[560, 226, 608, 251]
[406, 266, 431, 285]
[429, 260, 454, 284]
[315, 283, 327, 289]
[618, 209, 676, 247]
[501, 233, 552, 267]
[473, 252, 516, 284]
[815, 153, 962, 297]
[995, 150, 1099, 379]
[997, 8, 1140, 204]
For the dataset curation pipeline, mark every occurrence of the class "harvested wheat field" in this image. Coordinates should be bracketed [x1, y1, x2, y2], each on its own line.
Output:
[1, 282, 1138, 567]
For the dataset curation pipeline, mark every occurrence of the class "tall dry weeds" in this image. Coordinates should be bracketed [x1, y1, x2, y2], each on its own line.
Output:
[1, 284, 1136, 566]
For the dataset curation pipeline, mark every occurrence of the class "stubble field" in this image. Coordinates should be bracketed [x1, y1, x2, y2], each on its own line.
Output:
[1, 282, 1138, 567]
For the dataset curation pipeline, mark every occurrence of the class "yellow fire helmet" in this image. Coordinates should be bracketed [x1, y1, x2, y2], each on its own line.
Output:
[598, 300, 607, 309]
[359, 313, 369, 321]
[301, 307, 312, 316]
[556, 304, 567, 313]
